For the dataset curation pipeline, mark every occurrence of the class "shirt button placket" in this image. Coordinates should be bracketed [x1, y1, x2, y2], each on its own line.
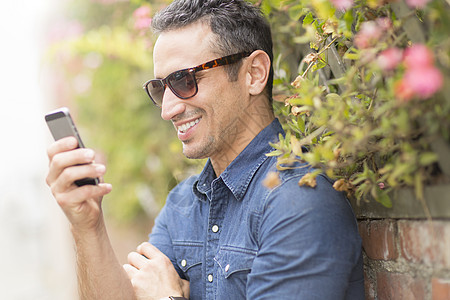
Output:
[206, 180, 227, 299]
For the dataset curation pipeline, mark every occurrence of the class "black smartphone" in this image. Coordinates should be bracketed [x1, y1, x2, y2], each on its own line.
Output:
[45, 107, 99, 186]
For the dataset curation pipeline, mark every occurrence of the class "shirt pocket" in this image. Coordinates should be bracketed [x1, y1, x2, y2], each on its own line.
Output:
[173, 241, 203, 281]
[214, 247, 257, 298]
[214, 246, 256, 279]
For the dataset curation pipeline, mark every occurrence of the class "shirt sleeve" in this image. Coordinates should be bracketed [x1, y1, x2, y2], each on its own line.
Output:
[148, 203, 185, 279]
[246, 174, 364, 300]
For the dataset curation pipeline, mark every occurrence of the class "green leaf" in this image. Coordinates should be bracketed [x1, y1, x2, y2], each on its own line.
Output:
[419, 152, 438, 166]
[325, 93, 342, 104]
[297, 116, 306, 133]
[303, 12, 314, 25]
[311, 55, 328, 72]
[260, 1, 272, 15]
[344, 51, 360, 60]
[266, 149, 284, 157]
[289, 97, 314, 106]
[375, 188, 392, 208]
[310, 0, 336, 20]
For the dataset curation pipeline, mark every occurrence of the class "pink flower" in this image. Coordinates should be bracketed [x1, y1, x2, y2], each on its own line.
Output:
[354, 21, 383, 49]
[133, 6, 151, 18]
[396, 44, 443, 101]
[403, 44, 434, 69]
[330, 0, 354, 10]
[377, 48, 403, 71]
[403, 67, 443, 99]
[395, 79, 415, 102]
[378, 182, 386, 189]
[133, 6, 152, 31]
[405, 0, 432, 8]
[376, 18, 392, 31]
[134, 18, 152, 30]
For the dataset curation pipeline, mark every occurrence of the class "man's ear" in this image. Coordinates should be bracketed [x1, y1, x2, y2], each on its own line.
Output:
[246, 50, 271, 96]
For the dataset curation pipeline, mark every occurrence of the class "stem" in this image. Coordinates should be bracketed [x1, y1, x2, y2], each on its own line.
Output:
[318, 36, 339, 56]
[301, 60, 315, 77]
[302, 36, 340, 78]
[392, 31, 408, 47]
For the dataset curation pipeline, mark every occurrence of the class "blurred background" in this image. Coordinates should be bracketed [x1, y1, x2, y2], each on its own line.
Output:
[0, 0, 202, 298]
[0, 1, 76, 298]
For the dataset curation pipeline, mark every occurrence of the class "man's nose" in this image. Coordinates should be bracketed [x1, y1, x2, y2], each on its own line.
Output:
[160, 87, 186, 121]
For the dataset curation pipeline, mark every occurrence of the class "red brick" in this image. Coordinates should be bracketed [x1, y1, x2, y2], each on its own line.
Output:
[364, 270, 376, 300]
[377, 272, 426, 300]
[432, 278, 450, 300]
[398, 220, 450, 268]
[358, 220, 398, 260]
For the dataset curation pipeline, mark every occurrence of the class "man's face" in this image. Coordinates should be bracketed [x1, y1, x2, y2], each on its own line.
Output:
[153, 22, 252, 167]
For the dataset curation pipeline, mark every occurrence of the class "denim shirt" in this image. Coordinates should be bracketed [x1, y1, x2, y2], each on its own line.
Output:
[149, 119, 364, 300]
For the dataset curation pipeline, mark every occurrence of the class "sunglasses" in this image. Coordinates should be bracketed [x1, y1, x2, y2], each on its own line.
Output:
[143, 52, 252, 107]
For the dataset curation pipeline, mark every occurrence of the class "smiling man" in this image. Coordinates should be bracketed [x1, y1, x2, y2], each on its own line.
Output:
[152, 23, 273, 175]
[46, 1, 364, 299]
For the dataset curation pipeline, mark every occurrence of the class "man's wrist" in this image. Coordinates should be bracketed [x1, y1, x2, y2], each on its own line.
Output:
[158, 297, 188, 300]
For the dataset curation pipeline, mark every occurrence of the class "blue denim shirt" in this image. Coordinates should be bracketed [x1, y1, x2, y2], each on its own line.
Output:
[149, 119, 364, 299]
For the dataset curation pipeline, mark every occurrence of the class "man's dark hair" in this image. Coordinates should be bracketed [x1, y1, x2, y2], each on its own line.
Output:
[152, 0, 274, 103]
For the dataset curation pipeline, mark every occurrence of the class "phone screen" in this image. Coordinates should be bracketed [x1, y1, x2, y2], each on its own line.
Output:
[45, 108, 99, 186]
[45, 108, 85, 147]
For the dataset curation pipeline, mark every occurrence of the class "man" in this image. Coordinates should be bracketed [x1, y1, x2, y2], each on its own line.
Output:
[46, 0, 364, 299]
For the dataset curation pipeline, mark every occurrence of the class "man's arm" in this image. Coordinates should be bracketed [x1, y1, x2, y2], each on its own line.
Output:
[46, 137, 135, 299]
[72, 219, 136, 299]
[247, 175, 364, 299]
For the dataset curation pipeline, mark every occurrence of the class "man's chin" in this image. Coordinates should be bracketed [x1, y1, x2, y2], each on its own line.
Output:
[182, 145, 208, 160]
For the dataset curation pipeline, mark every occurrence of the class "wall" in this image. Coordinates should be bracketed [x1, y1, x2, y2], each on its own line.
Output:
[351, 185, 450, 300]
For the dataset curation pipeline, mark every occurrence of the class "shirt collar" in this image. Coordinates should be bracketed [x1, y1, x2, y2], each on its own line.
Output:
[194, 118, 284, 201]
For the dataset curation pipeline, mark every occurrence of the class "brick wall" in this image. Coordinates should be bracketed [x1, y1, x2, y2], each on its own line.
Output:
[351, 185, 450, 300]
[358, 219, 450, 300]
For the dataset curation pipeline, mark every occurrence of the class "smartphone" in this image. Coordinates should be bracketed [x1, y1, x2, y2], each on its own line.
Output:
[45, 107, 99, 186]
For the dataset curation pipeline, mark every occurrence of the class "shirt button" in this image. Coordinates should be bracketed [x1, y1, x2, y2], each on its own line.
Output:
[181, 259, 187, 267]
[225, 264, 230, 272]
[208, 274, 213, 282]
[212, 225, 219, 233]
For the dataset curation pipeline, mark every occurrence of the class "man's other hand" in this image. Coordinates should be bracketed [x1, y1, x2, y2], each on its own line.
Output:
[124, 242, 190, 300]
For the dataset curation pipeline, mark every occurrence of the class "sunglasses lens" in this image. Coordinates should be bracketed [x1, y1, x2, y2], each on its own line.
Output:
[146, 80, 165, 106]
[168, 70, 197, 99]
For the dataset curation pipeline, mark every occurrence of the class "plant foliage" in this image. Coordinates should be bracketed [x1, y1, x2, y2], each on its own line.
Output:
[262, 0, 450, 207]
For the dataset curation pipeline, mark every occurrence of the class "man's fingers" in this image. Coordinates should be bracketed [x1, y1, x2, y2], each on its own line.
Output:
[123, 263, 138, 279]
[47, 147, 96, 185]
[53, 163, 105, 191]
[51, 148, 96, 170]
[47, 136, 79, 160]
[137, 242, 162, 260]
[127, 251, 149, 269]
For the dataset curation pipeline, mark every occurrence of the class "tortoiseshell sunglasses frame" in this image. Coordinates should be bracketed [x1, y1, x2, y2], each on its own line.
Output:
[143, 51, 252, 107]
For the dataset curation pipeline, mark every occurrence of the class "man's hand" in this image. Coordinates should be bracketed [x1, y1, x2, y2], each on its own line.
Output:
[124, 242, 190, 300]
[46, 136, 112, 231]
